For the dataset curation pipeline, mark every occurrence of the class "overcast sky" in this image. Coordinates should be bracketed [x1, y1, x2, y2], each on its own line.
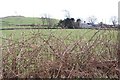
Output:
[0, 0, 119, 23]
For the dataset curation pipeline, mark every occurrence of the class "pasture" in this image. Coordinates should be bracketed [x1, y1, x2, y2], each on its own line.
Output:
[1, 28, 119, 78]
[1, 28, 117, 41]
[1, 16, 59, 28]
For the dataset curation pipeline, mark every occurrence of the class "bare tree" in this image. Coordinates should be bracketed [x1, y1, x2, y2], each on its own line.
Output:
[41, 14, 48, 26]
[41, 16, 45, 26]
[63, 10, 71, 18]
[46, 17, 54, 28]
[110, 16, 118, 27]
[41, 14, 53, 28]
[87, 16, 97, 24]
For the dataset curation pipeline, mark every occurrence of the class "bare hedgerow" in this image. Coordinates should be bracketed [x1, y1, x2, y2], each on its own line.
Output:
[1, 29, 119, 78]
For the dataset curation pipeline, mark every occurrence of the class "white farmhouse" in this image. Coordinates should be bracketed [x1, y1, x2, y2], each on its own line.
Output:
[80, 21, 93, 28]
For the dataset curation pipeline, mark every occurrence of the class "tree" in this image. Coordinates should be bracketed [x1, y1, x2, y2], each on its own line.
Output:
[87, 16, 97, 24]
[57, 18, 75, 29]
[99, 22, 103, 28]
[63, 10, 71, 18]
[75, 19, 81, 28]
[41, 14, 48, 26]
[41, 16, 45, 26]
[110, 16, 118, 27]
[41, 14, 53, 28]
[57, 20, 64, 28]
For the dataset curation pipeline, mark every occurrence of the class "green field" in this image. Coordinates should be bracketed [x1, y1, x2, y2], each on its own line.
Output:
[1, 28, 118, 60]
[1, 29, 118, 41]
[0, 16, 59, 27]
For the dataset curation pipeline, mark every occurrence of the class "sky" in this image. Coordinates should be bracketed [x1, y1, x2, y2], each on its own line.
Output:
[0, 0, 120, 24]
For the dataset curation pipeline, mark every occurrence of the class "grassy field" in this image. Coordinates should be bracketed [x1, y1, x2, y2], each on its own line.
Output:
[0, 16, 59, 27]
[1, 28, 119, 78]
[2, 29, 117, 40]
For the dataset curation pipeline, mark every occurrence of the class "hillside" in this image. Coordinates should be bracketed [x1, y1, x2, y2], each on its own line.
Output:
[0, 16, 59, 27]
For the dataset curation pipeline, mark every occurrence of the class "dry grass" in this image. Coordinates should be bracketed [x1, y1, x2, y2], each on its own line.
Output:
[1, 29, 120, 78]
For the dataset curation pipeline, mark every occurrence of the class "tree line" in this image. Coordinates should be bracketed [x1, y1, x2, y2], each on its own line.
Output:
[57, 18, 82, 29]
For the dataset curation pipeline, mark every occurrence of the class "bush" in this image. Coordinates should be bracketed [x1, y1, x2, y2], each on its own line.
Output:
[1, 29, 119, 78]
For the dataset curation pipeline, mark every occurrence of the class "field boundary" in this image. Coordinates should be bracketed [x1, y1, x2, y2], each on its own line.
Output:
[0, 27, 118, 30]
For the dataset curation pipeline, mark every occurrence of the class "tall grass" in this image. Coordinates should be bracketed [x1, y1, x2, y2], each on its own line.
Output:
[1, 29, 120, 78]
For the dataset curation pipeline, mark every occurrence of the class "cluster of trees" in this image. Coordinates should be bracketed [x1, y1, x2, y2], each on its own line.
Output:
[57, 16, 118, 29]
[58, 18, 82, 29]
[57, 10, 118, 29]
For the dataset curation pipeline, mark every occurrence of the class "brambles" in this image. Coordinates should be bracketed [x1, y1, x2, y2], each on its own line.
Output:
[1, 29, 119, 78]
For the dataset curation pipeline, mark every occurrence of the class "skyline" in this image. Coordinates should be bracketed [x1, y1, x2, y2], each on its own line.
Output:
[0, 0, 120, 24]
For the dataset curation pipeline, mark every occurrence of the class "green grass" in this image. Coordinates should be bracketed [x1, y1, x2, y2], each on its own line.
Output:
[1, 16, 59, 27]
[1, 29, 118, 43]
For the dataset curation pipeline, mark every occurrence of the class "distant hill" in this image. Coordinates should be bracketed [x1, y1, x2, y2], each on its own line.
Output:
[0, 16, 59, 27]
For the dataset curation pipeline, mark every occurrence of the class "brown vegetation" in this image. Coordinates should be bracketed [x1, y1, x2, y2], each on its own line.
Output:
[1, 29, 120, 78]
